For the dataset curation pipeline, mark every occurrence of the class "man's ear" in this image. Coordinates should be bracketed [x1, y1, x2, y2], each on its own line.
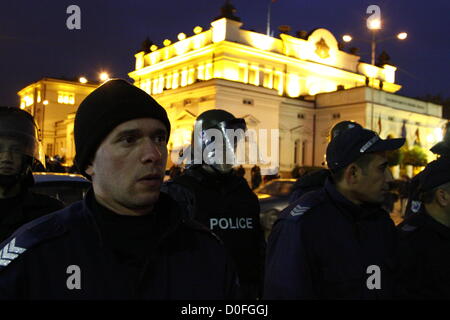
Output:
[436, 188, 450, 207]
[85, 163, 94, 177]
[344, 163, 359, 185]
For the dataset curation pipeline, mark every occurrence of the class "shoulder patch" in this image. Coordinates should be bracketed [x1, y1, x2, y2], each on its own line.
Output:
[411, 200, 421, 213]
[281, 188, 324, 221]
[0, 238, 26, 267]
[290, 204, 311, 217]
[0, 212, 67, 271]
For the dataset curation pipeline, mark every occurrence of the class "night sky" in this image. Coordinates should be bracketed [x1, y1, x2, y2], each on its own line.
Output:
[1, 0, 449, 107]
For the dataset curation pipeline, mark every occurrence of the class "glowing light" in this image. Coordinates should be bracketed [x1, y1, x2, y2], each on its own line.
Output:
[150, 45, 158, 52]
[368, 19, 381, 30]
[360, 64, 378, 78]
[193, 26, 203, 34]
[177, 33, 186, 41]
[248, 33, 275, 51]
[20, 102, 25, 109]
[435, 127, 444, 142]
[79, 77, 87, 84]
[43, 100, 49, 105]
[342, 35, 352, 42]
[397, 32, 408, 40]
[24, 95, 33, 107]
[163, 39, 172, 46]
[99, 72, 109, 82]
[286, 74, 301, 98]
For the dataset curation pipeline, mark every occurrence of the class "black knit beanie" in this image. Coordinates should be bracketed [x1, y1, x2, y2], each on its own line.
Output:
[74, 79, 171, 178]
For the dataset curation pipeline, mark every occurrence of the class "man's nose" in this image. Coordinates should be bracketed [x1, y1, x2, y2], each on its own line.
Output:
[140, 138, 163, 163]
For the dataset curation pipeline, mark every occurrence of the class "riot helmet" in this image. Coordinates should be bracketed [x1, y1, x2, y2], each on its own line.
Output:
[0, 107, 41, 188]
[191, 109, 246, 174]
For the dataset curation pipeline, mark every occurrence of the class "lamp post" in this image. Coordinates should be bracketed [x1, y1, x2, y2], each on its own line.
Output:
[342, 23, 407, 66]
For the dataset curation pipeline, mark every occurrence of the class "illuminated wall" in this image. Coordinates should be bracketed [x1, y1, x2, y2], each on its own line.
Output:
[17, 78, 97, 165]
[129, 18, 401, 100]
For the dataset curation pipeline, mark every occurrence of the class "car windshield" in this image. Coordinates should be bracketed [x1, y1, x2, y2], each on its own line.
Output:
[256, 181, 294, 197]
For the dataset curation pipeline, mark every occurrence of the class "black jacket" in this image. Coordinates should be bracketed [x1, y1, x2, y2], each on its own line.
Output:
[0, 190, 64, 243]
[0, 190, 238, 299]
[396, 208, 450, 299]
[265, 178, 397, 299]
[289, 169, 330, 204]
[163, 166, 265, 295]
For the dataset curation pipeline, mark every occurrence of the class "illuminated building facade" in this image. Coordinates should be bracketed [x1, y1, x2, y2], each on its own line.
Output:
[128, 7, 445, 176]
[17, 78, 97, 165]
[16, 4, 446, 176]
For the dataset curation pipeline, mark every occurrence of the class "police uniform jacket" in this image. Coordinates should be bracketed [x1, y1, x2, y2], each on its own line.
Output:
[0, 190, 64, 243]
[396, 208, 450, 299]
[0, 190, 238, 299]
[163, 165, 265, 291]
[264, 178, 397, 299]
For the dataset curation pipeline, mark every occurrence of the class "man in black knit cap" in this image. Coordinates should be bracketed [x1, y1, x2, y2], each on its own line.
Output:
[0, 79, 238, 299]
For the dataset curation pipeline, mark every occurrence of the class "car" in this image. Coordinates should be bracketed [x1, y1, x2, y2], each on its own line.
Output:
[32, 172, 91, 205]
[255, 178, 296, 233]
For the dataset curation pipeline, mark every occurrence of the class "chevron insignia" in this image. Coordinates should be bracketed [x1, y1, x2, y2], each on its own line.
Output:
[290, 205, 310, 217]
[0, 238, 26, 267]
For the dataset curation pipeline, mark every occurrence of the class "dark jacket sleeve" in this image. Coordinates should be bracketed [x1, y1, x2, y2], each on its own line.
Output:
[264, 217, 316, 299]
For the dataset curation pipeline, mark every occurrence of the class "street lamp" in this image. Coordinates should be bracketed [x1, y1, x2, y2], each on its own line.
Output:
[99, 72, 109, 82]
[342, 29, 407, 65]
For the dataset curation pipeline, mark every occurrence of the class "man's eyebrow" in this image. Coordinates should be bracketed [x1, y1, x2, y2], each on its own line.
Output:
[151, 128, 168, 136]
[114, 129, 142, 137]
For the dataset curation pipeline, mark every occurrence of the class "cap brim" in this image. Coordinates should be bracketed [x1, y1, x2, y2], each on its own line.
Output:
[430, 141, 450, 155]
[367, 138, 405, 153]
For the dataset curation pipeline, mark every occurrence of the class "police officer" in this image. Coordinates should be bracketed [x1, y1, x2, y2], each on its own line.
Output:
[404, 122, 450, 219]
[265, 126, 404, 299]
[289, 121, 363, 204]
[0, 107, 63, 243]
[0, 80, 238, 299]
[396, 157, 450, 299]
[163, 109, 265, 299]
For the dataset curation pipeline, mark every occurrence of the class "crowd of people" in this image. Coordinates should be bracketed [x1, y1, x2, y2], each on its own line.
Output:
[0, 78, 449, 299]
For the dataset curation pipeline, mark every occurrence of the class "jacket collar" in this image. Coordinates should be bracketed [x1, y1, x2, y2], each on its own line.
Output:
[324, 178, 380, 221]
[79, 188, 184, 247]
[421, 207, 450, 240]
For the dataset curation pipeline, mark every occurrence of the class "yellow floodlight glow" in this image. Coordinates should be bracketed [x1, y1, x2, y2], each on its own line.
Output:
[79, 77, 87, 84]
[99, 72, 109, 82]
[193, 26, 203, 35]
[368, 19, 381, 30]
[43, 100, 49, 105]
[248, 33, 275, 51]
[435, 127, 444, 142]
[150, 45, 158, 52]
[397, 32, 408, 40]
[177, 33, 186, 41]
[342, 35, 352, 42]
[163, 39, 172, 46]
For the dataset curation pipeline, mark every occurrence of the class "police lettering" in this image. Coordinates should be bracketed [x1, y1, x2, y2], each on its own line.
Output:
[209, 217, 253, 230]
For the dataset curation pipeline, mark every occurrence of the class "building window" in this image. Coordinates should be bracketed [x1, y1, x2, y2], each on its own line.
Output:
[332, 113, 340, 119]
[243, 98, 254, 105]
[388, 116, 394, 121]
[57, 92, 75, 105]
[297, 113, 305, 119]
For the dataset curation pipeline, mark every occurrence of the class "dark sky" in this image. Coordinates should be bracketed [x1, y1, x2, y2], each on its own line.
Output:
[1, 0, 449, 107]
